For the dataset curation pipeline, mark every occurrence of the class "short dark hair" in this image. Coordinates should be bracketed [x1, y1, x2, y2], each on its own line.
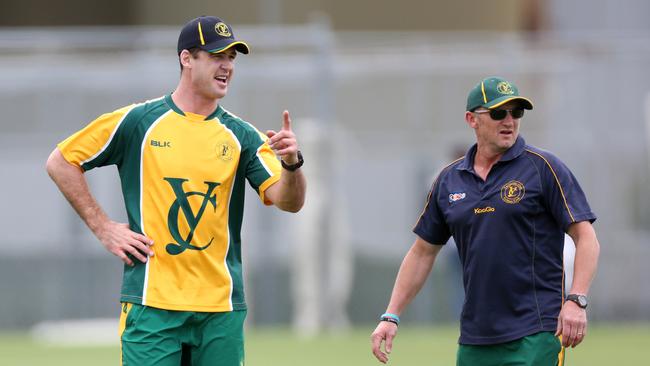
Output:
[179, 47, 203, 73]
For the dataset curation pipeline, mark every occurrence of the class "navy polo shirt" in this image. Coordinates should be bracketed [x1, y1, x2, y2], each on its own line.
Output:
[414, 136, 596, 345]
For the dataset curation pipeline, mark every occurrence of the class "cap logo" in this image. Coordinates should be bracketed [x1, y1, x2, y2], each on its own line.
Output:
[496, 81, 514, 95]
[215, 22, 231, 37]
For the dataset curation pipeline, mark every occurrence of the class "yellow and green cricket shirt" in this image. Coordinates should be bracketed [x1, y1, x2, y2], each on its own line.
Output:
[58, 94, 282, 312]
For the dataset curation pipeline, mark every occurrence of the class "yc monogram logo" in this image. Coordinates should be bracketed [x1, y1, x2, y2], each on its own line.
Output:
[163, 178, 220, 255]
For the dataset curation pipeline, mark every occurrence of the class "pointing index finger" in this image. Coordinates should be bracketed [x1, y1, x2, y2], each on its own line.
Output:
[282, 110, 291, 131]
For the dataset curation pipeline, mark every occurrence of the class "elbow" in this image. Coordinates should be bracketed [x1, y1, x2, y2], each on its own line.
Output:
[282, 199, 305, 213]
[290, 205, 304, 213]
[45, 151, 58, 179]
[46, 148, 80, 181]
[268, 182, 306, 213]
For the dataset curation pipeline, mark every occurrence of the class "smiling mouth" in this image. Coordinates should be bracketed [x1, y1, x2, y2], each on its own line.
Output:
[214, 76, 228, 84]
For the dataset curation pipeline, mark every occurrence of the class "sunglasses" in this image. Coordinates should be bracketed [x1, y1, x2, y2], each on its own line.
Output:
[473, 109, 525, 120]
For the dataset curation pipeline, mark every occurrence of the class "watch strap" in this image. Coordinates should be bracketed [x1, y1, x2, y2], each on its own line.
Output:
[281, 150, 304, 171]
[566, 294, 588, 309]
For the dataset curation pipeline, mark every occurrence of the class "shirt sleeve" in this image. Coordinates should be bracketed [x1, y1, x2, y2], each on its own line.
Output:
[57, 105, 134, 171]
[243, 127, 282, 205]
[538, 152, 597, 231]
[413, 174, 452, 245]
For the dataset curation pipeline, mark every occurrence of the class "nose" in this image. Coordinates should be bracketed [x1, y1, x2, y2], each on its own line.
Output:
[500, 113, 515, 126]
[220, 60, 233, 71]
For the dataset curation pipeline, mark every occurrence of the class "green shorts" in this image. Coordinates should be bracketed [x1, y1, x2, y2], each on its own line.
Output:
[457, 331, 564, 366]
[119, 303, 246, 366]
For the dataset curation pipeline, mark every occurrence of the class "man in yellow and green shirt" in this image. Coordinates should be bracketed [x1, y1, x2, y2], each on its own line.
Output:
[46, 15, 306, 366]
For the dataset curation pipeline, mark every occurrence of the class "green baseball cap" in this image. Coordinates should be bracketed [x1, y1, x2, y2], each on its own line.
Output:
[466, 76, 534, 111]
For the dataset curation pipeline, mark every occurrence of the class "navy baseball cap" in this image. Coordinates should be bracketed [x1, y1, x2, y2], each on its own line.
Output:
[177, 16, 250, 55]
[466, 76, 533, 111]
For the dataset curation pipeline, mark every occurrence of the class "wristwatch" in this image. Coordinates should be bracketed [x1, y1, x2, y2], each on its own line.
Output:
[281, 150, 304, 171]
[566, 294, 588, 309]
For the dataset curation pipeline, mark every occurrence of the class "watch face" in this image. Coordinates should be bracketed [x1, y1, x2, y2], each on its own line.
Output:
[578, 296, 588, 307]
[568, 294, 588, 308]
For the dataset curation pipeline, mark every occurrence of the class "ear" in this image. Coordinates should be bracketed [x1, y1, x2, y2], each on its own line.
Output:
[465, 111, 478, 129]
[179, 50, 193, 69]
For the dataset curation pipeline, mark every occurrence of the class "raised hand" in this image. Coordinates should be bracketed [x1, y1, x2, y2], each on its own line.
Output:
[266, 110, 299, 164]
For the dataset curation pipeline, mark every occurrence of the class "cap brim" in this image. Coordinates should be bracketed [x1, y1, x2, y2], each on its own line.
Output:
[206, 41, 250, 55]
[486, 96, 534, 110]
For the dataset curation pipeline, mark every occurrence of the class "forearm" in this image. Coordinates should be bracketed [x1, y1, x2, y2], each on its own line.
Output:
[568, 222, 600, 295]
[569, 238, 600, 295]
[267, 169, 306, 213]
[385, 238, 441, 315]
[46, 148, 110, 235]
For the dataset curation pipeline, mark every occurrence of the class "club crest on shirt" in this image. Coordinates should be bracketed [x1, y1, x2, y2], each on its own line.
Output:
[449, 192, 466, 203]
[217, 142, 234, 161]
[501, 180, 525, 204]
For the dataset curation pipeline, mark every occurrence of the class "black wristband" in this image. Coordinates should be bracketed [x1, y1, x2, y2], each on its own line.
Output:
[380, 317, 399, 326]
[281, 150, 304, 171]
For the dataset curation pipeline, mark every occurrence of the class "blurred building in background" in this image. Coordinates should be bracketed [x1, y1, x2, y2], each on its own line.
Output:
[2, 0, 535, 30]
[1, 0, 649, 332]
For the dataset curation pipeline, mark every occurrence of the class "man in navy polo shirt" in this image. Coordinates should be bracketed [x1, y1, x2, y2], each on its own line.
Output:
[371, 76, 600, 365]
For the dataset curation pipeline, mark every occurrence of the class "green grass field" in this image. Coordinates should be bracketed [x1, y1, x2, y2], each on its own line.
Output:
[1, 325, 649, 365]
